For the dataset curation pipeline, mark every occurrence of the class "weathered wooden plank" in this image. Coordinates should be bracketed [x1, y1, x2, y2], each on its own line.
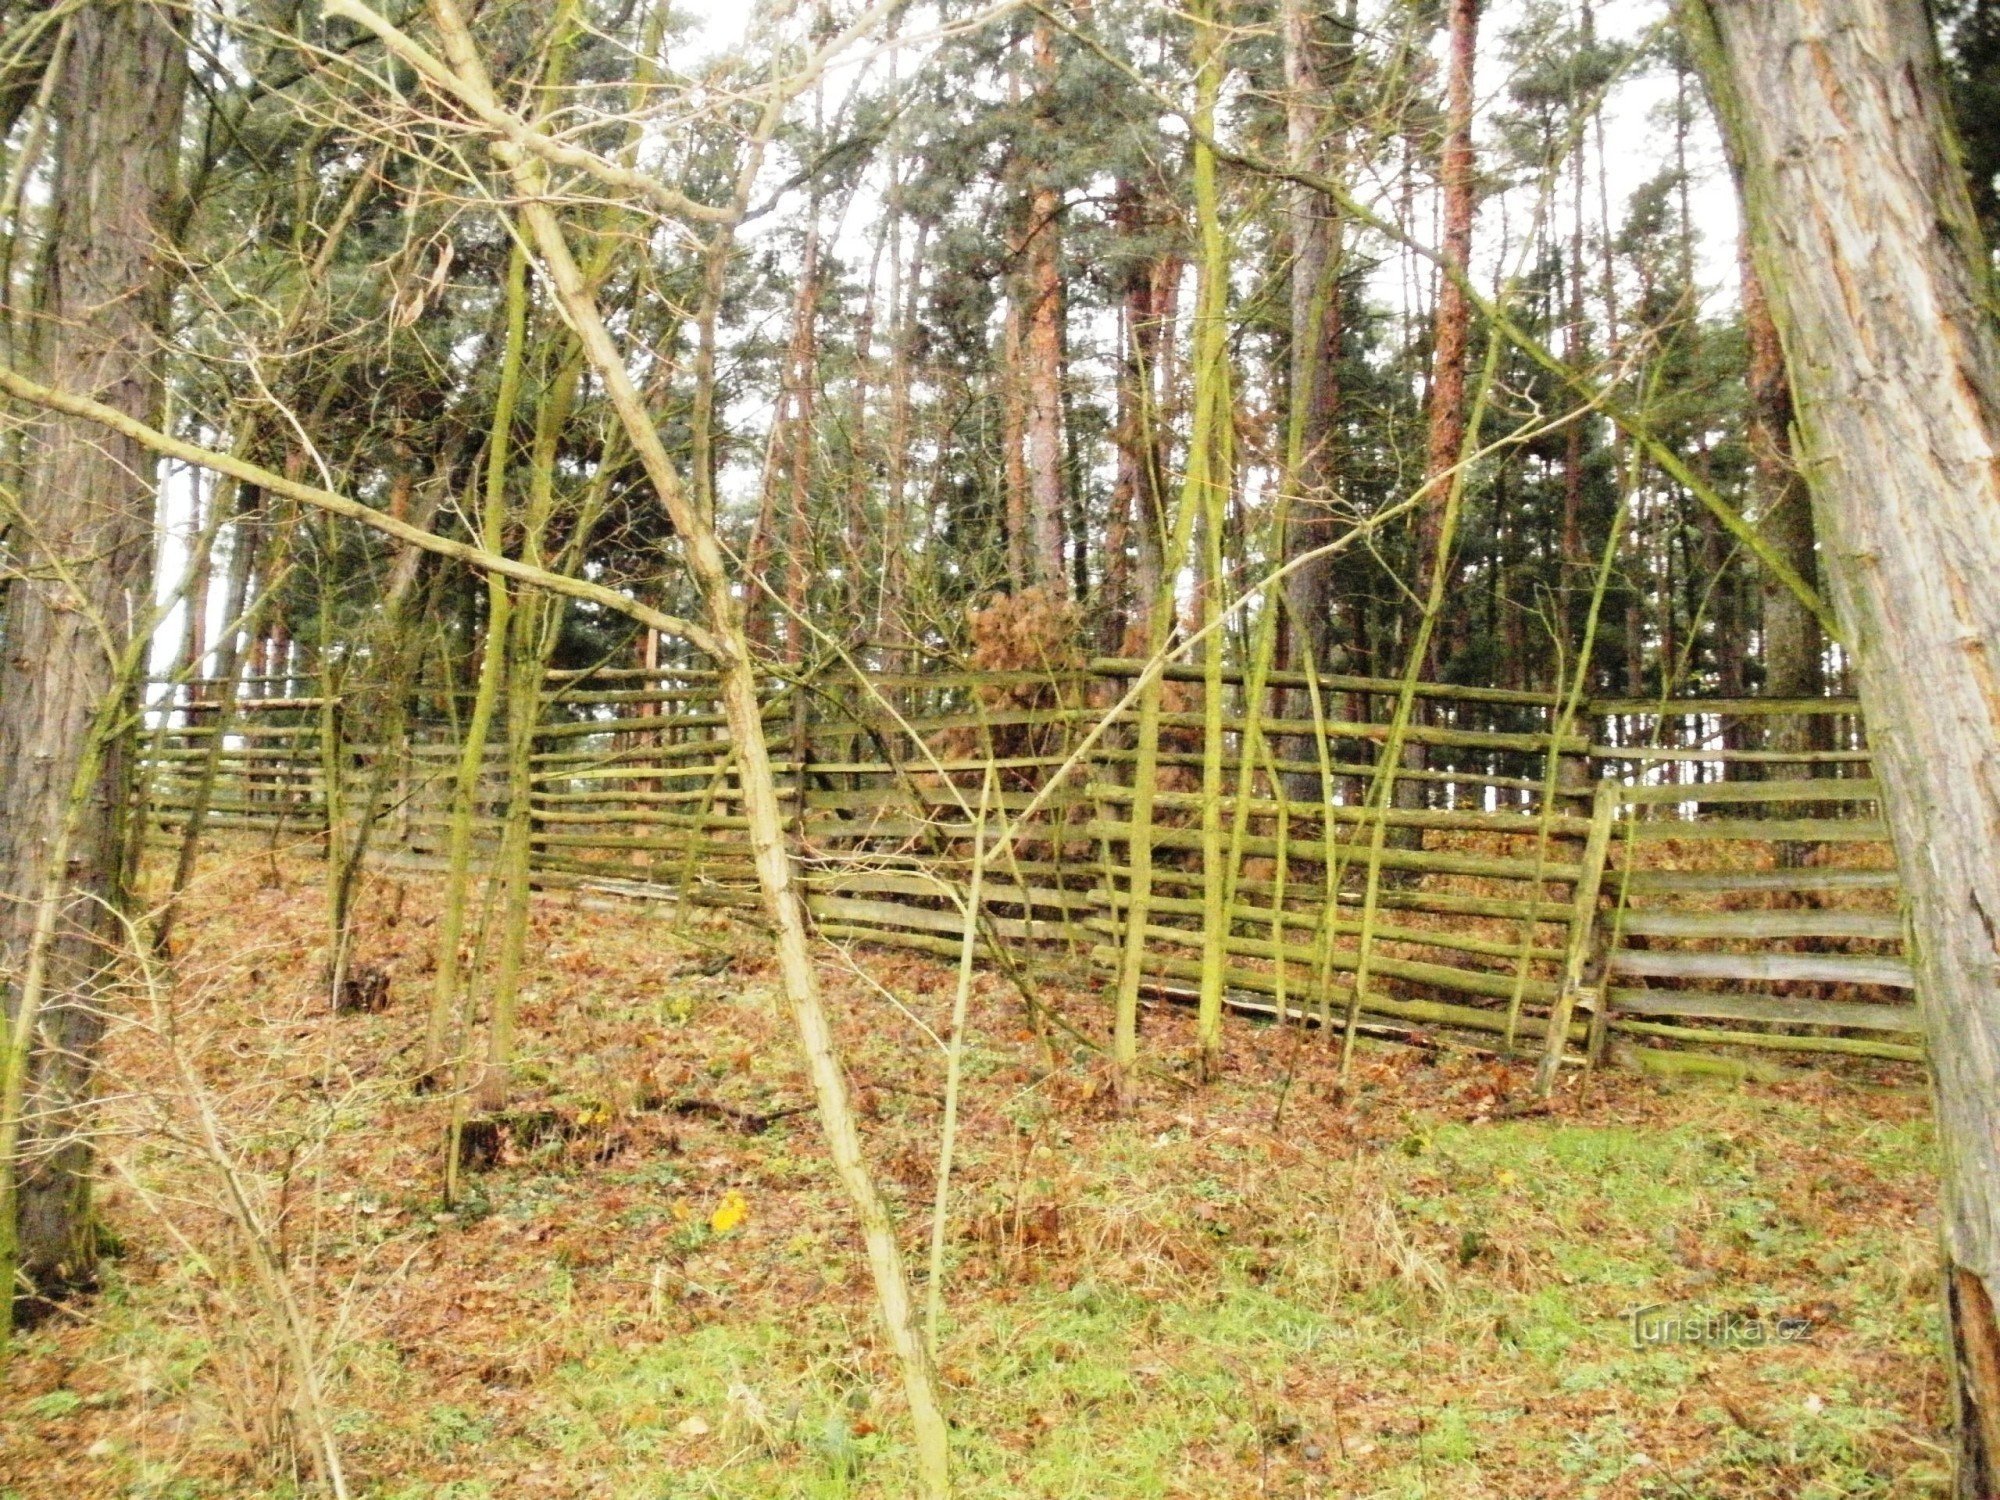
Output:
[1626, 817, 1891, 843]
[1096, 918, 1562, 1004]
[1607, 1019, 1923, 1063]
[1605, 987, 1922, 1033]
[1589, 696, 1862, 716]
[1089, 783, 1594, 838]
[1606, 949, 1915, 988]
[1089, 821, 1583, 884]
[1147, 711, 1582, 756]
[1616, 778, 1880, 805]
[1088, 655, 1564, 708]
[1618, 867, 1899, 895]
[1617, 910, 1902, 940]
[1091, 945, 1585, 1043]
[807, 894, 1066, 943]
[1590, 744, 1873, 763]
[1126, 865, 1576, 923]
[1093, 887, 1567, 963]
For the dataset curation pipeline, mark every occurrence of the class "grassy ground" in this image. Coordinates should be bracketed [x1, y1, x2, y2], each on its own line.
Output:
[0, 843, 1950, 1498]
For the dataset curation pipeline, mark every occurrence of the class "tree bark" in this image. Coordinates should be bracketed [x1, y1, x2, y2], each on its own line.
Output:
[1000, 289, 1031, 593]
[1685, 4, 2000, 1492]
[1111, 186, 1175, 654]
[784, 215, 821, 664]
[1023, 18, 1068, 597]
[1280, 0, 1346, 676]
[1401, 0, 1478, 823]
[1418, 0, 1479, 579]
[0, 0, 184, 1320]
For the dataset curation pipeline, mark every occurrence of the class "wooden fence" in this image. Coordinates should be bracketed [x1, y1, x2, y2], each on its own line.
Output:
[139, 663, 1919, 1070]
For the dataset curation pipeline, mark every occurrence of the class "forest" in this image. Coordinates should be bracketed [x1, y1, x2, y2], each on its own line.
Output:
[2, 0, 2000, 1494]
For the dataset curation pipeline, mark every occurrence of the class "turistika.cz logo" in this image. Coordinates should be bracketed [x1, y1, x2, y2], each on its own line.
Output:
[1627, 1303, 1816, 1349]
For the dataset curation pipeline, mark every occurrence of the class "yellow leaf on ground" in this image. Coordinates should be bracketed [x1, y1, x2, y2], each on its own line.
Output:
[710, 1189, 748, 1234]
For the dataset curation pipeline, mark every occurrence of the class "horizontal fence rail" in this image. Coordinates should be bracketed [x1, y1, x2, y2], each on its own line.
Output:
[137, 663, 1917, 1069]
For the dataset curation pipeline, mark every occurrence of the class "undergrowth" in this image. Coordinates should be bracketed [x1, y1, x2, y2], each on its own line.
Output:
[0, 844, 1947, 1498]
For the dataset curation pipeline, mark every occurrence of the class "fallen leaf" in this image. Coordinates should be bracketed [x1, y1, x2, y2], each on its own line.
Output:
[710, 1188, 748, 1234]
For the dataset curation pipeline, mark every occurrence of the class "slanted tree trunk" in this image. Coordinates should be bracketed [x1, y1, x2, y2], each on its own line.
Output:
[0, 0, 185, 1323]
[1685, 4, 2000, 1492]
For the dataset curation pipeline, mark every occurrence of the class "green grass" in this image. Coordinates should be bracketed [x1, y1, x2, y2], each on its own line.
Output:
[236, 1092, 1937, 1499]
[0, 854, 1950, 1498]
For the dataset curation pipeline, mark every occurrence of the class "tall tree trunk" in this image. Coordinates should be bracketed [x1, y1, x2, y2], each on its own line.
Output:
[1419, 0, 1479, 578]
[746, 226, 823, 651]
[1104, 296, 1136, 652]
[1403, 0, 1478, 821]
[1560, 3, 1593, 652]
[1280, 0, 1345, 676]
[881, 219, 925, 664]
[845, 221, 883, 632]
[1111, 185, 1174, 653]
[1023, 18, 1068, 597]
[1685, 4, 2000, 1493]
[0, 0, 185, 1323]
[1000, 290, 1031, 592]
[1023, 213, 1066, 594]
[784, 216, 821, 665]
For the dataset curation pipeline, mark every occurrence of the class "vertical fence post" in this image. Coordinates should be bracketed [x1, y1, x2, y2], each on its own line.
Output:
[1535, 781, 1616, 1096]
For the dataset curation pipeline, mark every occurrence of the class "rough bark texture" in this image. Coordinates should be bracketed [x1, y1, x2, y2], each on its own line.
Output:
[1417, 0, 1478, 579]
[0, 0, 184, 1311]
[879, 217, 924, 662]
[1000, 291, 1031, 593]
[1112, 195, 1176, 654]
[1685, 3, 2000, 1492]
[1280, 0, 1345, 674]
[1023, 202, 1067, 591]
[784, 218, 821, 664]
[1020, 18, 1068, 598]
[1398, 0, 1478, 824]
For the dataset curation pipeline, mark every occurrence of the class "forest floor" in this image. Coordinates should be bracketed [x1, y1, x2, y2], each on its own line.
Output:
[0, 841, 1949, 1499]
